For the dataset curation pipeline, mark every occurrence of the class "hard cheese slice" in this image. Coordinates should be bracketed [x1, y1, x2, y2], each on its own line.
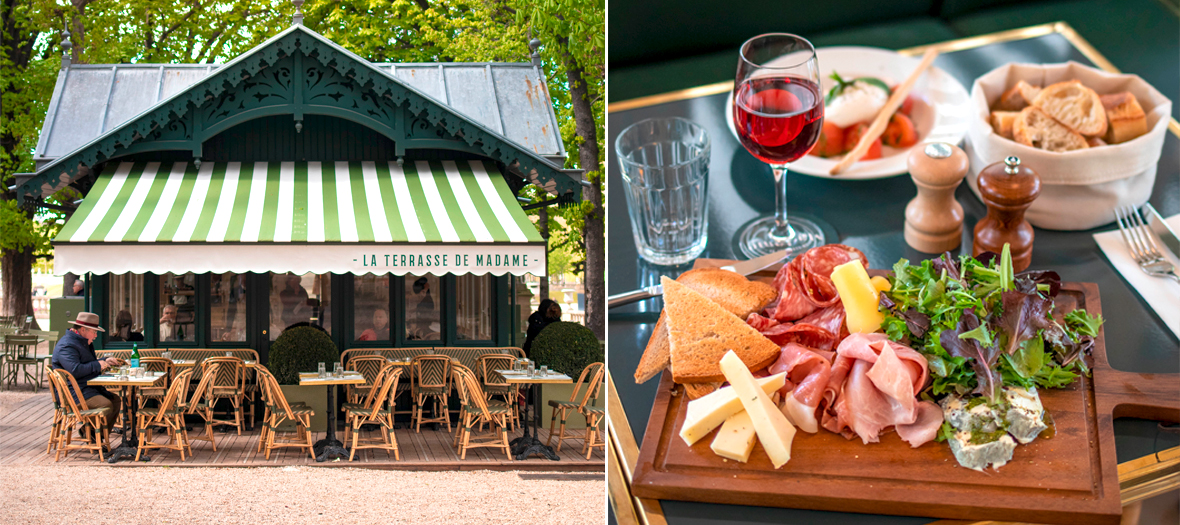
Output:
[680, 373, 786, 446]
[711, 410, 757, 462]
[720, 350, 798, 469]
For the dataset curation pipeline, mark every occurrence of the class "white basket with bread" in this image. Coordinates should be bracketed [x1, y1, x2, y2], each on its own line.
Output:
[964, 61, 1171, 230]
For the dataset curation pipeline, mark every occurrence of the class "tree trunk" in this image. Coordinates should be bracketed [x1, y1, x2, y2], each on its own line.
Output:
[560, 38, 604, 338]
[1, 244, 40, 330]
[539, 205, 549, 301]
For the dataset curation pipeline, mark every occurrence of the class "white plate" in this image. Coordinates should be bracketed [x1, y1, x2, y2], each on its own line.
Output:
[725, 46, 971, 180]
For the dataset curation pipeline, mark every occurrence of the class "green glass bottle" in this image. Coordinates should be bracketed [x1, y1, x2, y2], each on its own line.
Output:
[130, 343, 140, 368]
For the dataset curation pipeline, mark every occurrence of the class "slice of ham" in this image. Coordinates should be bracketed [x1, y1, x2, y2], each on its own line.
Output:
[821, 333, 941, 447]
[895, 401, 944, 448]
[768, 343, 832, 408]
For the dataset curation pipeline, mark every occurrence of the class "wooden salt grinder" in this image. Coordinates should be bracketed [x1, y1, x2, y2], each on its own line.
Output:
[973, 156, 1040, 271]
[904, 143, 968, 253]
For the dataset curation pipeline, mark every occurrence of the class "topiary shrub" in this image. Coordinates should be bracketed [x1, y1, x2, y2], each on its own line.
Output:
[530, 322, 604, 379]
[267, 326, 340, 385]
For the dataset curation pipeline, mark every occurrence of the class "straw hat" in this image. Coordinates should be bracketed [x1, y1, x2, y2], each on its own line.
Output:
[70, 312, 106, 332]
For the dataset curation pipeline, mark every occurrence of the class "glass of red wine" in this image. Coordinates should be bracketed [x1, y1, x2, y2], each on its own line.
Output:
[733, 33, 826, 258]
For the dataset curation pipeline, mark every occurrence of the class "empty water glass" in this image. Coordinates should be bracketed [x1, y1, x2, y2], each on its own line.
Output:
[540, 365, 549, 376]
[527, 361, 536, 377]
[334, 363, 343, 377]
[616, 117, 711, 265]
[318, 362, 326, 379]
[226, 352, 233, 357]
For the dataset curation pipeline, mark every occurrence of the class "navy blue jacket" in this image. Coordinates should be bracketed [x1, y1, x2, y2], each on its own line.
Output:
[51, 329, 110, 403]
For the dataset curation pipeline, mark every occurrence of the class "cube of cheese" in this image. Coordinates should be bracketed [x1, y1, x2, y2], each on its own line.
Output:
[710, 410, 757, 463]
[719, 351, 797, 469]
[679, 373, 785, 446]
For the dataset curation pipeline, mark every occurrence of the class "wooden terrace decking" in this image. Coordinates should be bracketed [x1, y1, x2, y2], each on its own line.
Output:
[0, 393, 604, 471]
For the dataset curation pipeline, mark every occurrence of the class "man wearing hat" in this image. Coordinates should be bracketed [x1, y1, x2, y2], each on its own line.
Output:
[52, 312, 122, 435]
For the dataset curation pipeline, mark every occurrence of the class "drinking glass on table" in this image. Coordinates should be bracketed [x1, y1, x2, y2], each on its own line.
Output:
[615, 117, 711, 266]
[318, 362, 326, 379]
[334, 363, 343, 377]
[732, 33, 826, 258]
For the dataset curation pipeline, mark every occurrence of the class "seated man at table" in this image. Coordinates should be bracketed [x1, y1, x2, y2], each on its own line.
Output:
[52, 312, 121, 437]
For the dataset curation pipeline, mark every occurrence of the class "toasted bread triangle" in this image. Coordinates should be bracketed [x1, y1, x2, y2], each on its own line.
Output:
[662, 276, 782, 384]
[633, 268, 777, 384]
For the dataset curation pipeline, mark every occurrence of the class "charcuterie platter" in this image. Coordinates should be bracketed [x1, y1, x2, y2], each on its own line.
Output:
[630, 256, 1178, 525]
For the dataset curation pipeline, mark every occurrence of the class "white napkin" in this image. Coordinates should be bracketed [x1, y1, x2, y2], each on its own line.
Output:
[1093, 214, 1180, 339]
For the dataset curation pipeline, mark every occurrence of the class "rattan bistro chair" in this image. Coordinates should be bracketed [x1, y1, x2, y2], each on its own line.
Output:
[44, 363, 66, 455]
[477, 354, 519, 431]
[452, 366, 511, 459]
[343, 364, 402, 461]
[546, 362, 605, 452]
[137, 357, 173, 408]
[135, 368, 194, 461]
[579, 366, 607, 459]
[411, 355, 452, 433]
[256, 367, 316, 460]
[201, 356, 246, 434]
[186, 366, 220, 451]
[346, 355, 388, 405]
[49, 369, 110, 462]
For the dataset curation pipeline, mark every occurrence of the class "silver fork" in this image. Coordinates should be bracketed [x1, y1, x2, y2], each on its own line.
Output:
[1114, 205, 1180, 283]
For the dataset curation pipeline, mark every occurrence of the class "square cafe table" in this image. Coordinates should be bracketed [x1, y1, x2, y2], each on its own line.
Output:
[299, 371, 365, 461]
[497, 369, 573, 460]
[606, 23, 1179, 525]
[90, 371, 167, 463]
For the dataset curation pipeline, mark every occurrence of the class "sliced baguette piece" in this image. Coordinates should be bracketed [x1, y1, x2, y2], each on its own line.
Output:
[990, 111, 1020, 140]
[1100, 92, 1148, 144]
[1013, 106, 1089, 152]
[1032, 80, 1107, 137]
[996, 80, 1041, 111]
[633, 268, 777, 384]
[662, 276, 781, 384]
[684, 382, 722, 400]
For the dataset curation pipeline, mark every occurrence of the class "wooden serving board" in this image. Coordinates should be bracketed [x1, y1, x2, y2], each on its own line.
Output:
[631, 259, 1179, 525]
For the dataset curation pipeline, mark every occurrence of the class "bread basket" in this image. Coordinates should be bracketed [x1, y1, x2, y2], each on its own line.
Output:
[963, 61, 1172, 230]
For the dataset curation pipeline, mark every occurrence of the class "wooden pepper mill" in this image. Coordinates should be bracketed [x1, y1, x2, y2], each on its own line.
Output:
[973, 155, 1040, 271]
[905, 142, 968, 253]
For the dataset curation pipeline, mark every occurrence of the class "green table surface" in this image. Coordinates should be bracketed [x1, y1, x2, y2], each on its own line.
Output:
[607, 32, 1179, 525]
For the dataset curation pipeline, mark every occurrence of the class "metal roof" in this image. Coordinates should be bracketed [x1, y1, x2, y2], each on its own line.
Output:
[34, 60, 567, 170]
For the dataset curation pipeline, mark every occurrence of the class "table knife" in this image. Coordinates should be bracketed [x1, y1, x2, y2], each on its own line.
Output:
[607, 249, 789, 308]
[1144, 203, 1180, 261]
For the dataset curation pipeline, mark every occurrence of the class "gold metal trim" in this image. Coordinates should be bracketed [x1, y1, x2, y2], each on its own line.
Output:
[606, 21, 1180, 524]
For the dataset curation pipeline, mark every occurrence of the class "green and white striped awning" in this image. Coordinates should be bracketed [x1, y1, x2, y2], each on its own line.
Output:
[53, 160, 546, 276]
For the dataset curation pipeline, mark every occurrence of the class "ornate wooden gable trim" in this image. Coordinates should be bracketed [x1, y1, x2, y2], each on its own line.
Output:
[17, 25, 581, 207]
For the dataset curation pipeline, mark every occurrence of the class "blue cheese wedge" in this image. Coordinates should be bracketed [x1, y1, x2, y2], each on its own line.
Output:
[947, 430, 1016, 472]
[1004, 386, 1048, 444]
[941, 395, 1002, 433]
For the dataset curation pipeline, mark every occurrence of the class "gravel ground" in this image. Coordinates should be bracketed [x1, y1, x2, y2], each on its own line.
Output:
[0, 465, 605, 524]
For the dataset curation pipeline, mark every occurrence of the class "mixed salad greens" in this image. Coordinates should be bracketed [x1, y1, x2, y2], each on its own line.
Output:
[879, 245, 1104, 404]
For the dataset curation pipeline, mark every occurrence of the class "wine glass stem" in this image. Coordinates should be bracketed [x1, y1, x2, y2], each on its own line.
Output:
[771, 164, 794, 241]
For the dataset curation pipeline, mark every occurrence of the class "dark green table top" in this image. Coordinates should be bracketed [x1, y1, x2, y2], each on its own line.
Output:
[607, 31, 1179, 525]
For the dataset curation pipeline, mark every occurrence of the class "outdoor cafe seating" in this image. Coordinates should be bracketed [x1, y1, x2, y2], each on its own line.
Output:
[135, 368, 194, 461]
[547, 362, 605, 453]
[342, 364, 403, 461]
[2, 334, 41, 392]
[256, 365, 317, 460]
[47, 368, 111, 462]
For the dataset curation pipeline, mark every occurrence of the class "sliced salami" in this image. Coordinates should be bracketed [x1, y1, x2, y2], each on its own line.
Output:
[746, 312, 779, 332]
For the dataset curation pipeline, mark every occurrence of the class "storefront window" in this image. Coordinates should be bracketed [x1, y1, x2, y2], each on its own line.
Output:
[456, 275, 493, 341]
[405, 274, 440, 341]
[354, 274, 391, 342]
[107, 274, 144, 343]
[159, 272, 196, 342]
[270, 273, 331, 341]
[211, 273, 247, 342]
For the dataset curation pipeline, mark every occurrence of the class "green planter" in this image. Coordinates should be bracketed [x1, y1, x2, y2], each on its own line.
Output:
[277, 384, 329, 432]
[536, 381, 605, 431]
